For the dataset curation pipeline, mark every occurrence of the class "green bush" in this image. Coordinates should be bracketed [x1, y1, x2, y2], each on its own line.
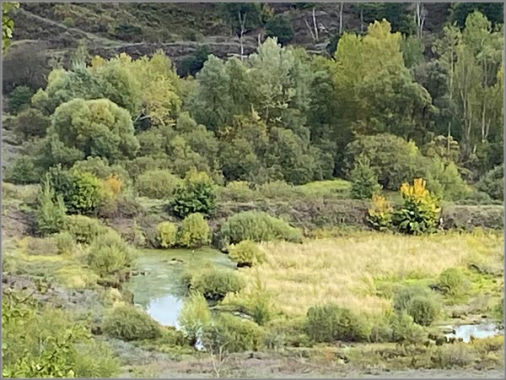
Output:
[189, 267, 244, 301]
[202, 314, 264, 353]
[476, 165, 503, 201]
[367, 194, 393, 231]
[350, 157, 381, 199]
[178, 291, 211, 344]
[390, 312, 426, 345]
[257, 181, 297, 199]
[136, 169, 182, 199]
[102, 304, 161, 341]
[54, 231, 75, 255]
[304, 304, 370, 343]
[393, 178, 441, 234]
[438, 268, 471, 300]
[63, 215, 110, 244]
[156, 221, 178, 248]
[426, 159, 471, 201]
[87, 231, 132, 276]
[177, 213, 210, 248]
[8, 85, 34, 114]
[218, 181, 256, 202]
[393, 285, 431, 312]
[49, 167, 105, 214]
[5, 156, 40, 184]
[228, 240, 266, 267]
[406, 295, 440, 326]
[218, 211, 302, 248]
[12, 108, 50, 138]
[36, 179, 66, 236]
[171, 171, 216, 218]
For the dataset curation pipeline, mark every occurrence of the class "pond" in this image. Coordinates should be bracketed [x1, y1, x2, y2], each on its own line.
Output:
[444, 323, 503, 343]
[127, 248, 235, 327]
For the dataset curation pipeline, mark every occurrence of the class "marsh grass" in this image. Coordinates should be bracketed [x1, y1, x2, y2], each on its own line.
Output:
[224, 231, 503, 317]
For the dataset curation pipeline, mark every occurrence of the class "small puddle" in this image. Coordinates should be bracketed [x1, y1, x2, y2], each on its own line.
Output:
[444, 323, 503, 343]
[127, 248, 235, 328]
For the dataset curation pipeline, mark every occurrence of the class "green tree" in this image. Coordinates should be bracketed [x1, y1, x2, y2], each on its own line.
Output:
[2, 2, 19, 53]
[265, 15, 294, 45]
[171, 171, 216, 218]
[350, 157, 381, 199]
[49, 98, 139, 163]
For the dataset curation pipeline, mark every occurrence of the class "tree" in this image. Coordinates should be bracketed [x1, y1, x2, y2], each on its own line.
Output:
[265, 15, 294, 45]
[350, 157, 381, 199]
[49, 98, 139, 163]
[220, 4, 262, 59]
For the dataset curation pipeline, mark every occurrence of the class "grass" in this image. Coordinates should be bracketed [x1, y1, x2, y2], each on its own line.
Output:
[296, 179, 351, 198]
[224, 230, 503, 317]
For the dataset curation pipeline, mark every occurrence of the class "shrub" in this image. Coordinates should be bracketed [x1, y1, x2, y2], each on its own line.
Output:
[87, 231, 132, 276]
[49, 167, 105, 214]
[103, 304, 161, 341]
[189, 267, 244, 301]
[228, 240, 266, 267]
[433, 343, 475, 368]
[367, 194, 393, 231]
[177, 213, 210, 248]
[178, 291, 211, 344]
[426, 159, 471, 201]
[36, 179, 67, 236]
[63, 215, 110, 244]
[156, 221, 178, 248]
[304, 304, 370, 343]
[406, 295, 440, 326]
[345, 134, 424, 191]
[257, 180, 297, 199]
[219, 181, 256, 202]
[54, 231, 75, 255]
[136, 169, 182, 199]
[5, 156, 40, 184]
[202, 314, 264, 353]
[390, 312, 426, 345]
[12, 108, 50, 138]
[350, 157, 381, 199]
[265, 15, 294, 45]
[476, 165, 503, 201]
[8, 85, 33, 113]
[438, 268, 471, 300]
[218, 211, 302, 248]
[171, 171, 216, 218]
[393, 178, 440, 234]
[393, 285, 431, 312]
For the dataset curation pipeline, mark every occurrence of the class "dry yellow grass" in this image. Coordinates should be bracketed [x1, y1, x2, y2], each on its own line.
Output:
[224, 230, 503, 317]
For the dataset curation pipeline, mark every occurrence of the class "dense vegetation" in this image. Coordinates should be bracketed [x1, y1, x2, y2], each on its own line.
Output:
[2, 3, 504, 378]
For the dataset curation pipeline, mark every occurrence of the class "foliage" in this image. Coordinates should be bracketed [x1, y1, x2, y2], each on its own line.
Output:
[4, 156, 40, 184]
[54, 231, 75, 255]
[155, 221, 178, 248]
[393, 178, 441, 234]
[178, 291, 211, 344]
[304, 304, 370, 343]
[36, 178, 66, 236]
[425, 159, 471, 201]
[218, 211, 302, 248]
[202, 314, 264, 353]
[49, 167, 105, 214]
[345, 134, 424, 191]
[179, 45, 209, 77]
[367, 194, 393, 231]
[389, 312, 426, 345]
[476, 165, 503, 201]
[177, 213, 210, 248]
[8, 85, 34, 114]
[438, 268, 471, 300]
[406, 295, 440, 327]
[2, 2, 19, 53]
[171, 171, 216, 218]
[87, 231, 132, 276]
[189, 267, 244, 301]
[265, 15, 294, 45]
[350, 156, 381, 199]
[103, 304, 162, 341]
[136, 169, 182, 199]
[63, 214, 110, 244]
[2, 291, 119, 378]
[11, 107, 50, 138]
[228, 240, 266, 267]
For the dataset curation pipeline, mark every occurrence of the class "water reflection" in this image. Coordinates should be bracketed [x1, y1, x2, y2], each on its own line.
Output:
[445, 323, 502, 343]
